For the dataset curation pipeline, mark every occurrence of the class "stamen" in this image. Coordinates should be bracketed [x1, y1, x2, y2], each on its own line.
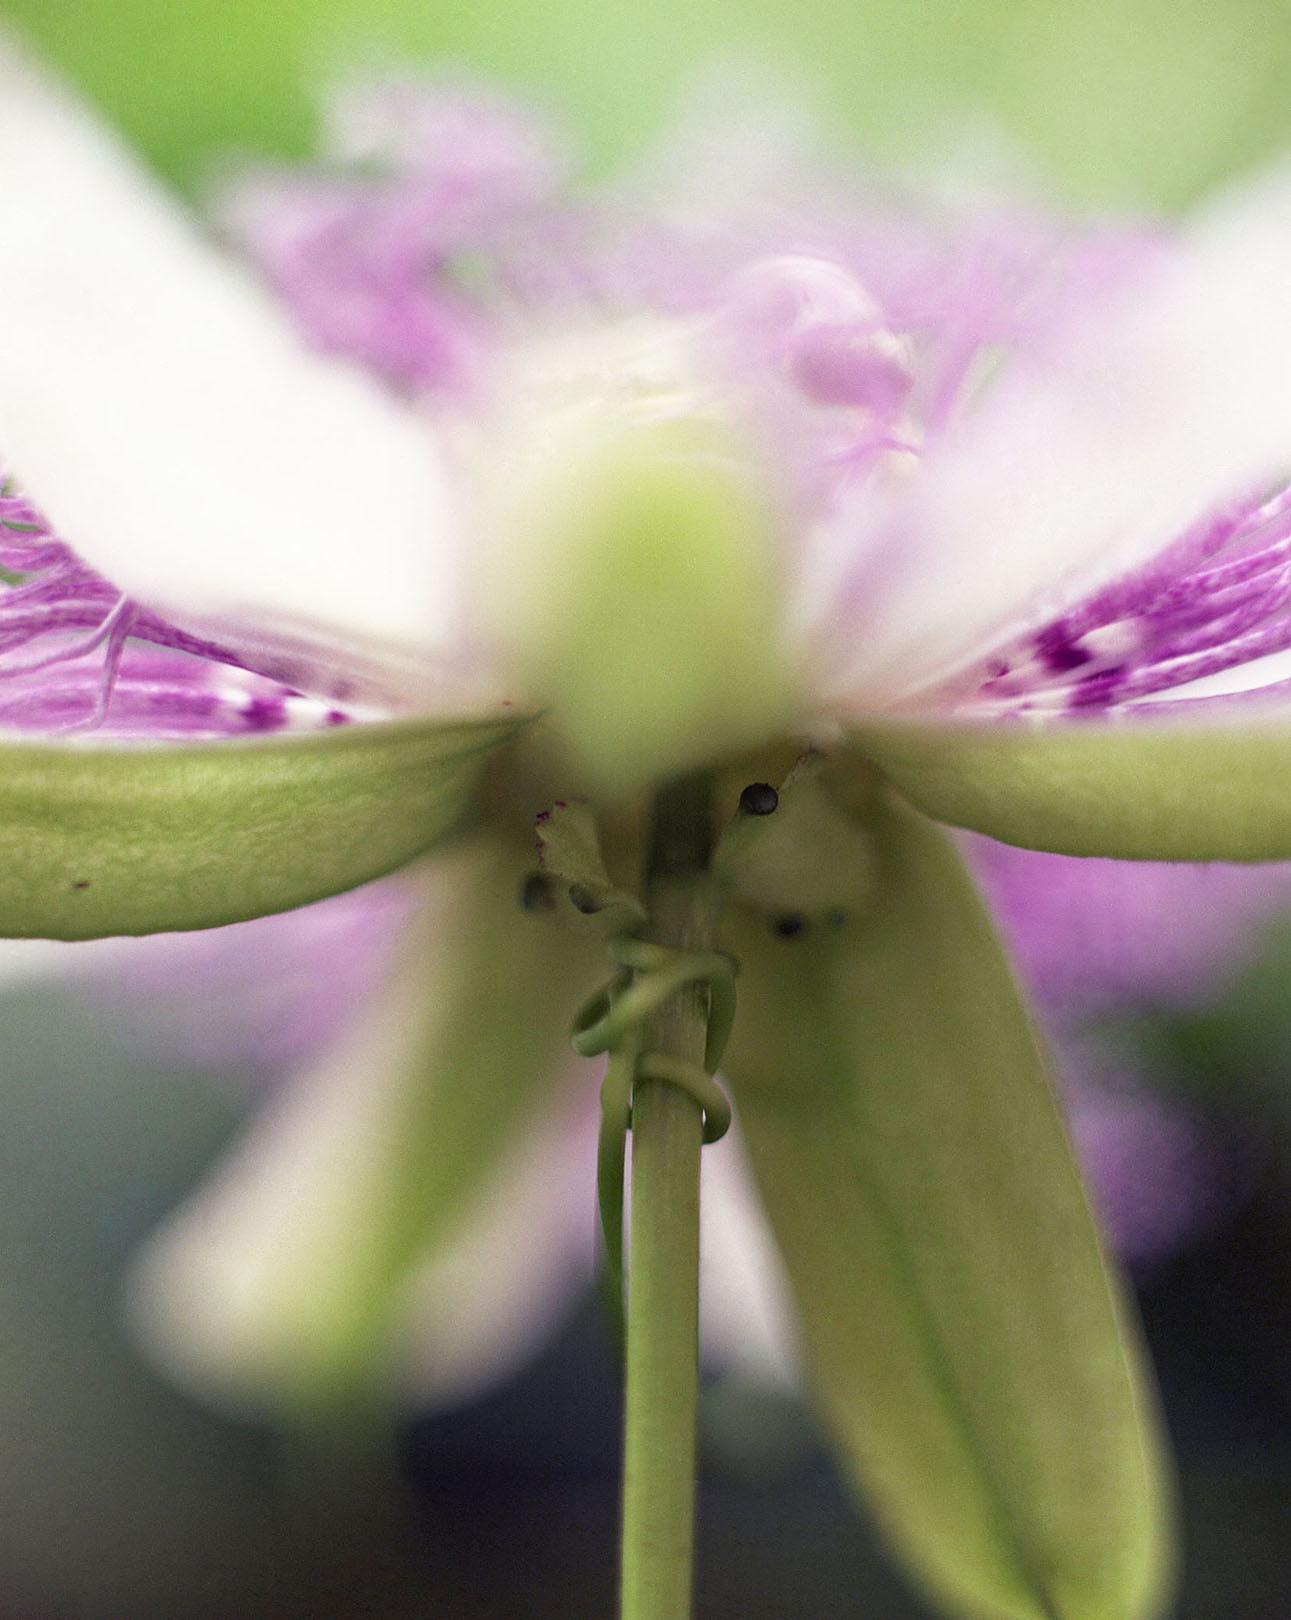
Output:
[223, 81, 563, 393]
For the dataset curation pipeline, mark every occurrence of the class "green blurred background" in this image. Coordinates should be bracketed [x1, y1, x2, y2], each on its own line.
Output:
[7, 0, 1291, 206]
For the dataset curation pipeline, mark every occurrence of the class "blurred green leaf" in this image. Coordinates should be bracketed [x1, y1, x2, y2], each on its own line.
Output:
[852, 719, 1291, 863]
[721, 792, 1172, 1620]
[0, 714, 518, 939]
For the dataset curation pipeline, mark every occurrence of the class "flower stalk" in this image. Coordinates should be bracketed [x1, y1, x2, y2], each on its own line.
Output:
[620, 773, 717, 1620]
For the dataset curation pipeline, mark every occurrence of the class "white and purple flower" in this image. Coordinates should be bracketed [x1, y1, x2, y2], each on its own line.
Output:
[8, 29, 1291, 1620]
[7, 49, 1291, 790]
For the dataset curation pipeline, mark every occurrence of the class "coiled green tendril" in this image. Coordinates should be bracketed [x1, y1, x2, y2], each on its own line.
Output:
[571, 935, 737, 1332]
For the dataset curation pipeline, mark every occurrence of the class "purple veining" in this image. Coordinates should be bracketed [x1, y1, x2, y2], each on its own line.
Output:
[960, 477, 1291, 717]
[6, 78, 1291, 736]
[0, 469, 355, 739]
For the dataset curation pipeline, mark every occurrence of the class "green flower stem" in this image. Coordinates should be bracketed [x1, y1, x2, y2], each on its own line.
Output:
[620, 774, 716, 1620]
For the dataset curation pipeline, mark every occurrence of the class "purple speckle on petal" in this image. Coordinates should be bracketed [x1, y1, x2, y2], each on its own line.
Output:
[955, 481, 1291, 719]
[240, 696, 286, 731]
[1036, 630, 1094, 675]
[1068, 666, 1127, 709]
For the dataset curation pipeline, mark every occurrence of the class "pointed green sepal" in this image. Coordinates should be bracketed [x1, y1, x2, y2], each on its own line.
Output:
[850, 715, 1291, 860]
[0, 714, 522, 939]
[720, 788, 1173, 1620]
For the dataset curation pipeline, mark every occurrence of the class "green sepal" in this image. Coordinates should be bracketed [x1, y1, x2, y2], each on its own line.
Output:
[713, 754, 876, 919]
[0, 714, 520, 939]
[850, 716, 1291, 860]
[720, 789, 1173, 1620]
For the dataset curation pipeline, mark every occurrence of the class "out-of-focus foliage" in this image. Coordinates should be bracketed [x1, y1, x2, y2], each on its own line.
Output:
[5, 0, 1291, 206]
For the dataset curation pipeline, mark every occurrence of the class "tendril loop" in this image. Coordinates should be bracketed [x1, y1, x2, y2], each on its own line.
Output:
[571, 935, 737, 1333]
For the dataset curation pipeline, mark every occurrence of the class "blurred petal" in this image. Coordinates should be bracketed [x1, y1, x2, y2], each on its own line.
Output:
[970, 837, 1291, 1014]
[0, 934, 111, 983]
[125, 834, 601, 1415]
[1067, 1078, 1233, 1267]
[0, 30, 459, 657]
[395, 1095, 598, 1407]
[83, 879, 417, 1070]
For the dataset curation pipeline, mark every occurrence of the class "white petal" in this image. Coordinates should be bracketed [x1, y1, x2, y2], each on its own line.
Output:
[819, 177, 1291, 708]
[0, 32, 459, 655]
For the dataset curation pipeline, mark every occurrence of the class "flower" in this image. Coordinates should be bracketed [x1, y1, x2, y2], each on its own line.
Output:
[9, 30, 1291, 1620]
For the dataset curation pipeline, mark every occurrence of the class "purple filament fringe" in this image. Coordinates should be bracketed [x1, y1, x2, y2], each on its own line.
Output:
[964, 482, 1291, 716]
[0, 472, 345, 739]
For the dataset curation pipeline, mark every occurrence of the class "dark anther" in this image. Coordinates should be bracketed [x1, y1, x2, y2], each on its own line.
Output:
[771, 914, 806, 939]
[70, 879, 91, 891]
[568, 883, 604, 915]
[738, 781, 779, 816]
[519, 871, 556, 912]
